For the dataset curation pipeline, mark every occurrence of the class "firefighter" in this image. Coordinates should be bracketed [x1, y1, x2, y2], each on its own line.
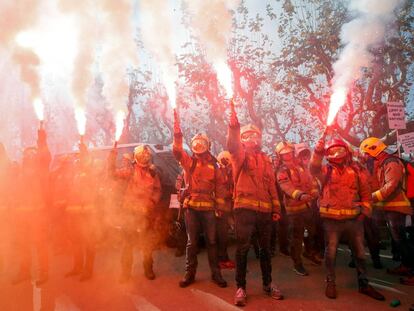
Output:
[12, 127, 51, 286]
[64, 143, 100, 281]
[227, 104, 282, 306]
[0, 143, 12, 273]
[216, 150, 235, 270]
[276, 141, 319, 276]
[109, 144, 162, 282]
[360, 137, 413, 275]
[311, 133, 384, 300]
[296, 144, 324, 262]
[173, 110, 227, 288]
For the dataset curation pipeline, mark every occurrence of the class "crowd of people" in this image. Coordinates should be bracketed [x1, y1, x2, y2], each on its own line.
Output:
[0, 104, 413, 308]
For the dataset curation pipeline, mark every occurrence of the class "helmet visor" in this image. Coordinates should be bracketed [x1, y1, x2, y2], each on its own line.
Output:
[191, 138, 209, 154]
[241, 132, 261, 146]
[326, 146, 347, 160]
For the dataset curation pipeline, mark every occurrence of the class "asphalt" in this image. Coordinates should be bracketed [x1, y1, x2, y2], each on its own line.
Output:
[0, 244, 413, 311]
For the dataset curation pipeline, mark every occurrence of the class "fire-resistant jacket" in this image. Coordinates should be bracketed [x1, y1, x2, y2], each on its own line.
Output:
[372, 153, 412, 215]
[109, 154, 161, 214]
[216, 165, 233, 212]
[310, 148, 372, 220]
[18, 137, 51, 212]
[277, 163, 319, 215]
[227, 124, 280, 214]
[173, 133, 225, 211]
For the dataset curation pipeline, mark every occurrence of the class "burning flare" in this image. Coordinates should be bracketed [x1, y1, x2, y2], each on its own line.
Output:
[75, 107, 86, 136]
[327, 87, 347, 125]
[213, 60, 233, 98]
[115, 110, 125, 142]
[33, 97, 44, 121]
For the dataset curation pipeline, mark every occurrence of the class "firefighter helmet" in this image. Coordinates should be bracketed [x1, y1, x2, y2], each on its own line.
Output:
[134, 144, 152, 167]
[325, 138, 349, 161]
[275, 141, 295, 155]
[191, 133, 210, 154]
[241, 124, 262, 148]
[359, 137, 387, 158]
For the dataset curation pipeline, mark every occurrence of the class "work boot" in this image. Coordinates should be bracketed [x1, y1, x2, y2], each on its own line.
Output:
[65, 267, 82, 278]
[263, 283, 284, 300]
[325, 281, 337, 299]
[211, 273, 227, 288]
[119, 273, 131, 284]
[144, 267, 155, 280]
[35, 273, 48, 287]
[400, 275, 414, 286]
[179, 272, 195, 288]
[79, 271, 92, 282]
[11, 270, 31, 285]
[303, 252, 322, 265]
[359, 285, 385, 301]
[348, 260, 356, 268]
[387, 264, 411, 276]
[293, 265, 309, 276]
[234, 287, 247, 306]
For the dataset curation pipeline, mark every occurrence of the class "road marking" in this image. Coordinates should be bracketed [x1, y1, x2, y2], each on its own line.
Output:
[370, 282, 407, 295]
[130, 295, 161, 311]
[368, 277, 394, 286]
[33, 283, 41, 311]
[190, 289, 240, 311]
[54, 295, 81, 311]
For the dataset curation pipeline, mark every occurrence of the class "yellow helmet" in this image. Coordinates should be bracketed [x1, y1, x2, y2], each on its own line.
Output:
[134, 144, 152, 167]
[360, 137, 387, 158]
[275, 141, 295, 155]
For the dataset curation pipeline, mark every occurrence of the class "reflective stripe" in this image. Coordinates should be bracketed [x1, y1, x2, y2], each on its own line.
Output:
[374, 190, 384, 202]
[374, 200, 411, 207]
[286, 204, 307, 212]
[291, 190, 301, 199]
[215, 198, 226, 205]
[272, 199, 280, 207]
[319, 207, 360, 216]
[185, 199, 215, 208]
[235, 197, 272, 209]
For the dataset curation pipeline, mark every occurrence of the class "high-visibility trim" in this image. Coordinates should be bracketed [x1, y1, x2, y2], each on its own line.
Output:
[272, 199, 281, 207]
[185, 199, 215, 208]
[291, 190, 301, 199]
[374, 190, 384, 202]
[374, 200, 411, 207]
[235, 197, 272, 209]
[286, 204, 308, 213]
[319, 207, 360, 216]
[215, 198, 226, 205]
[360, 201, 371, 209]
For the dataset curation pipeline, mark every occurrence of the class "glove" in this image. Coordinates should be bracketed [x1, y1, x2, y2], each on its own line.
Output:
[315, 138, 325, 153]
[173, 109, 181, 135]
[37, 128, 47, 146]
[229, 99, 239, 128]
[272, 213, 281, 222]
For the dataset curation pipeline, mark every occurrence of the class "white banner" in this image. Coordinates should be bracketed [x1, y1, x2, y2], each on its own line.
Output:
[398, 132, 414, 154]
[387, 101, 406, 130]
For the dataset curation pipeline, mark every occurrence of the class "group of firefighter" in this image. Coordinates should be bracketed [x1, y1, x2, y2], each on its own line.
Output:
[0, 103, 413, 307]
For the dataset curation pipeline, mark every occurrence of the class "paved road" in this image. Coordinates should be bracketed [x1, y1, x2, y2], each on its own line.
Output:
[0, 244, 412, 311]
